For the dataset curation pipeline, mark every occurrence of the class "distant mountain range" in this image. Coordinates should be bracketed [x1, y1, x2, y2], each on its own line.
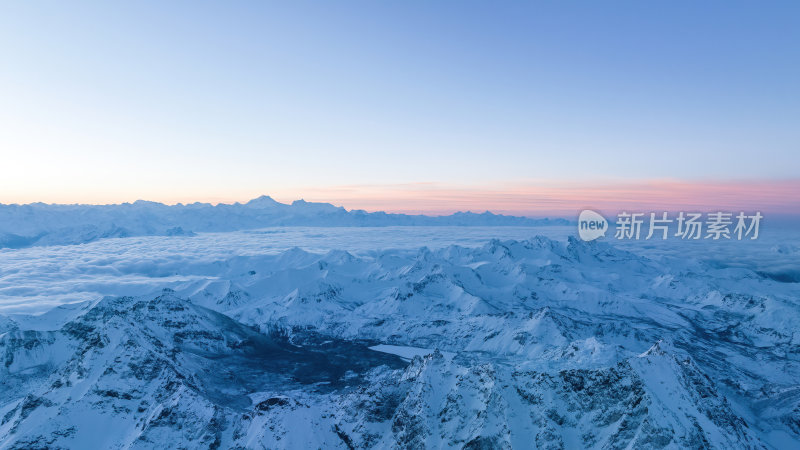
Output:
[0, 196, 570, 248]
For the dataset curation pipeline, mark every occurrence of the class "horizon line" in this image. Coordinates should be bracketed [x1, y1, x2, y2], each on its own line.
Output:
[1, 178, 799, 219]
[0, 179, 800, 217]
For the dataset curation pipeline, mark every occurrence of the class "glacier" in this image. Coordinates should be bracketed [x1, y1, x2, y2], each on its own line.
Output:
[1, 229, 799, 448]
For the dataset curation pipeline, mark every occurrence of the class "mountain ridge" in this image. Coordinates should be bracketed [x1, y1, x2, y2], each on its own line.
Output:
[2, 236, 797, 448]
[0, 196, 570, 249]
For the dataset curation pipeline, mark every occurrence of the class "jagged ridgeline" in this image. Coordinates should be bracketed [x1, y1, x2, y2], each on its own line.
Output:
[0, 197, 569, 249]
[1, 237, 798, 448]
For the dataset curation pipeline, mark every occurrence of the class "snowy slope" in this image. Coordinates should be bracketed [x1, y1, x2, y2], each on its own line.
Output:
[1, 236, 799, 448]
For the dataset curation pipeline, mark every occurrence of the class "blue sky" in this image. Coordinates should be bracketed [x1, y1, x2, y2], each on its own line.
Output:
[0, 1, 798, 208]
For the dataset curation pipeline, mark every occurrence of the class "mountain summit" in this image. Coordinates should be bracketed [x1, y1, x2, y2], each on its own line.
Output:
[0, 197, 570, 248]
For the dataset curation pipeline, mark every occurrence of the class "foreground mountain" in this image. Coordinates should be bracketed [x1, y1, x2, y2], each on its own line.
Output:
[1, 237, 798, 448]
[0, 197, 568, 248]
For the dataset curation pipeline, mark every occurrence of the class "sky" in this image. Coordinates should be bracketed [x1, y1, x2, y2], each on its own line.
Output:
[0, 1, 798, 215]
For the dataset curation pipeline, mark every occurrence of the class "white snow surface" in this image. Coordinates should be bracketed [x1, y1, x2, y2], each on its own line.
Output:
[0, 225, 799, 448]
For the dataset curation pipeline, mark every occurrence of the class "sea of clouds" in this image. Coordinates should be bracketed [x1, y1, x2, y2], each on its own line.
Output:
[0, 225, 797, 315]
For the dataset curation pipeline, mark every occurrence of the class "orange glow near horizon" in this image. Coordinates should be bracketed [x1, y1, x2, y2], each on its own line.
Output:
[265, 179, 800, 217]
[4, 179, 797, 217]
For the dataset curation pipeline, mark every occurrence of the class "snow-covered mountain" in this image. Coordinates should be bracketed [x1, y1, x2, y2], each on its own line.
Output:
[0, 197, 568, 248]
[2, 236, 798, 448]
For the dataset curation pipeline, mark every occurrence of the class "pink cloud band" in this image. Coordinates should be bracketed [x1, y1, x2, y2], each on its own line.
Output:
[279, 179, 800, 217]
